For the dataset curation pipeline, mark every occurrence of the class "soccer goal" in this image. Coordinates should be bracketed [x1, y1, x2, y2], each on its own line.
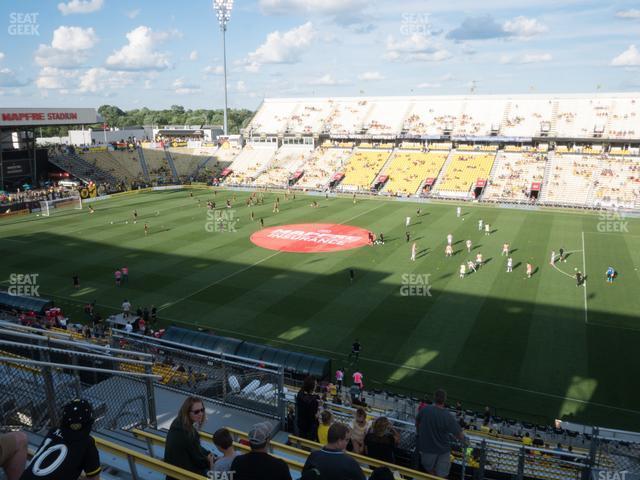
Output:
[39, 196, 82, 216]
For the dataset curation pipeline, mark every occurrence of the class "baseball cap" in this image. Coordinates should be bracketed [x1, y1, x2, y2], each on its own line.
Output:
[62, 399, 94, 431]
[248, 422, 273, 446]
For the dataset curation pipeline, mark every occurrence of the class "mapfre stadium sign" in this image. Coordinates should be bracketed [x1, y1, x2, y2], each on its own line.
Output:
[0, 108, 99, 127]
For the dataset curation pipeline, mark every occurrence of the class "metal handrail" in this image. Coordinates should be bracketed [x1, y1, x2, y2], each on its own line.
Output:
[0, 357, 161, 379]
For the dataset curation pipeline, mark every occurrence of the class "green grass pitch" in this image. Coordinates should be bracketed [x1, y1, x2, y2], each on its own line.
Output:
[1, 188, 639, 430]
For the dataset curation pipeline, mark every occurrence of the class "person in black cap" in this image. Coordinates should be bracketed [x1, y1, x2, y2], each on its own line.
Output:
[21, 399, 101, 480]
[231, 422, 291, 480]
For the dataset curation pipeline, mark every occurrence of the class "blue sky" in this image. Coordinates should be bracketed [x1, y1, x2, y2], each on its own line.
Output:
[0, 0, 639, 111]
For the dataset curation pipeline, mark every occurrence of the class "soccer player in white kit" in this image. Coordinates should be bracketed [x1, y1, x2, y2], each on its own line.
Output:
[456, 207, 461, 218]
[459, 263, 466, 278]
[485, 223, 491, 235]
[478, 219, 483, 231]
[467, 260, 477, 273]
[507, 257, 513, 272]
[445, 245, 453, 257]
[411, 242, 416, 261]
[550, 250, 556, 265]
[406, 216, 411, 227]
[502, 242, 510, 256]
[466, 239, 472, 252]
[526, 263, 533, 278]
[447, 233, 453, 245]
[476, 252, 483, 267]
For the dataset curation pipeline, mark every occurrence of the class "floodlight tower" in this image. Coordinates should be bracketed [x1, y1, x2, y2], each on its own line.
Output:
[213, 0, 233, 136]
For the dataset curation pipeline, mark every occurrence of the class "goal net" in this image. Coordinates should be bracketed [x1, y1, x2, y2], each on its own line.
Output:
[39, 196, 82, 216]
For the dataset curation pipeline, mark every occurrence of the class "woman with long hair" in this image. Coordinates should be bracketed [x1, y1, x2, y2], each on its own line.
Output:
[364, 417, 400, 464]
[164, 396, 213, 480]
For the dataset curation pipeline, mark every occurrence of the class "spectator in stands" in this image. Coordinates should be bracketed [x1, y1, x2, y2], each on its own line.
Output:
[0, 431, 27, 480]
[302, 423, 365, 480]
[364, 417, 400, 464]
[415, 388, 464, 478]
[317, 410, 333, 445]
[369, 466, 395, 480]
[231, 422, 291, 480]
[21, 399, 101, 480]
[350, 407, 369, 454]
[296, 376, 319, 441]
[164, 396, 213, 479]
[212, 428, 238, 474]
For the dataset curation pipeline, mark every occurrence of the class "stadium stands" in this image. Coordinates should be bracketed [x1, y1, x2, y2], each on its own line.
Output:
[453, 98, 508, 136]
[434, 152, 496, 197]
[340, 149, 392, 190]
[325, 99, 371, 135]
[590, 155, 640, 209]
[540, 153, 602, 206]
[225, 143, 278, 184]
[294, 147, 351, 190]
[253, 145, 314, 187]
[382, 150, 448, 196]
[501, 99, 554, 137]
[362, 99, 412, 135]
[483, 151, 547, 203]
[141, 148, 172, 182]
[286, 101, 335, 134]
[168, 148, 212, 179]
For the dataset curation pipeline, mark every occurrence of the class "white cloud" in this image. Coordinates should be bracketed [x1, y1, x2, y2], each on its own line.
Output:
[235, 80, 247, 92]
[58, 0, 103, 15]
[189, 50, 199, 61]
[448, 15, 546, 41]
[78, 67, 136, 93]
[358, 71, 384, 81]
[204, 65, 225, 75]
[35, 26, 98, 68]
[173, 78, 201, 95]
[384, 34, 451, 62]
[0, 67, 29, 87]
[611, 45, 640, 66]
[308, 74, 347, 86]
[36, 67, 79, 90]
[244, 22, 315, 71]
[616, 9, 640, 19]
[502, 16, 548, 38]
[500, 52, 552, 64]
[126, 8, 141, 19]
[0, 52, 4, 62]
[106, 26, 172, 71]
[52, 26, 98, 51]
[416, 82, 441, 88]
[259, 0, 367, 15]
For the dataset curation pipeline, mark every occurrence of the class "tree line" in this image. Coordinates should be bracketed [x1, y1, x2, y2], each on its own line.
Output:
[38, 105, 255, 137]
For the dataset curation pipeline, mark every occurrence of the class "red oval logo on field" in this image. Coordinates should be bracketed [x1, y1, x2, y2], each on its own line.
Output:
[251, 223, 371, 253]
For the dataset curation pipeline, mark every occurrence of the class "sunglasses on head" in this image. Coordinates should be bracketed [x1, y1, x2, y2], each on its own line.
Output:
[191, 408, 205, 414]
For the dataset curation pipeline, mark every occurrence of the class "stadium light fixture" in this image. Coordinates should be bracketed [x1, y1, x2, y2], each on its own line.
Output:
[213, 0, 233, 136]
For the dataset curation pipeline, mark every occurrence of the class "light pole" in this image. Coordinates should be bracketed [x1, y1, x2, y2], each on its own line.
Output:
[213, 0, 233, 136]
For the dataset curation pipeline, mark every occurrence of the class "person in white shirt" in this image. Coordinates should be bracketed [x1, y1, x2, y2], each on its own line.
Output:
[466, 240, 472, 252]
[122, 299, 131, 318]
[124, 322, 133, 333]
[506, 257, 513, 273]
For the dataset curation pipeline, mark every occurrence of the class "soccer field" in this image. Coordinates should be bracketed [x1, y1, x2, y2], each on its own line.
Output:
[1, 188, 639, 430]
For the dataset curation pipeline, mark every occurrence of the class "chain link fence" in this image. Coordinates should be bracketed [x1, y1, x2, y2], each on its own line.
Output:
[592, 427, 640, 480]
[110, 332, 286, 420]
[0, 326, 158, 434]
